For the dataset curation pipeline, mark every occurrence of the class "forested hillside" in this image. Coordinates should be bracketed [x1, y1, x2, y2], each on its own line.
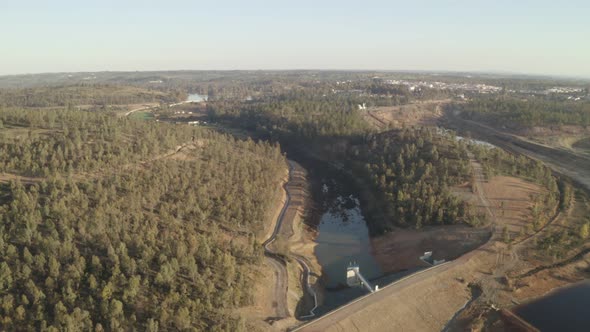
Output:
[208, 91, 371, 141]
[0, 108, 195, 176]
[347, 128, 472, 233]
[453, 97, 590, 127]
[0, 109, 285, 331]
[0, 84, 186, 108]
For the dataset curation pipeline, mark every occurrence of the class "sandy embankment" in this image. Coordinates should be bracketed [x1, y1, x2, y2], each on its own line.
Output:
[277, 161, 323, 315]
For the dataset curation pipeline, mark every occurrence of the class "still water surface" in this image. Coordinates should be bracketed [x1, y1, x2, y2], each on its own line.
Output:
[314, 184, 381, 289]
[309, 173, 430, 314]
[311, 177, 389, 313]
[514, 280, 590, 332]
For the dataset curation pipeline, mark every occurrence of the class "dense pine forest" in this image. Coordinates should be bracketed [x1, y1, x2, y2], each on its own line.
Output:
[0, 108, 201, 176]
[452, 97, 590, 127]
[347, 128, 472, 233]
[0, 85, 186, 108]
[0, 108, 285, 330]
[208, 91, 371, 141]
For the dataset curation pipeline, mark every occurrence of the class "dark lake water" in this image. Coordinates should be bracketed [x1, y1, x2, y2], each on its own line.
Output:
[307, 172, 428, 315]
[314, 179, 382, 289]
[514, 280, 590, 332]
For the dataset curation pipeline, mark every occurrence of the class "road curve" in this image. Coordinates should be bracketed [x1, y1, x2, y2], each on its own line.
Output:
[124, 106, 151, 117]
[263, 160, 318, 319]
[262, 162, 294, 319]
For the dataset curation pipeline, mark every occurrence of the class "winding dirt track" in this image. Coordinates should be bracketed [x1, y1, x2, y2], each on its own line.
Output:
[468, 152, 495, 221]
[263, 161, 318, 320]
[262, 162, 294, 318]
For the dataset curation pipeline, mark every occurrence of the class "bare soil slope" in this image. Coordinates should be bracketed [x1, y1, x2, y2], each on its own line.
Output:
[363, 99, 449, 130]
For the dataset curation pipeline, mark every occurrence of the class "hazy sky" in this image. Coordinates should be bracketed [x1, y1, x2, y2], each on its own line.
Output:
[1, 0, 589, 77]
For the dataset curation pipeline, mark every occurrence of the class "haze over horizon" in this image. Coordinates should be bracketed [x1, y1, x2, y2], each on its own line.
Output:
[2, 0, 589, 78]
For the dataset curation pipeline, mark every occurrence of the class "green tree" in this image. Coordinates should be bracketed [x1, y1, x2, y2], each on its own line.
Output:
[581, 223, 589, 239]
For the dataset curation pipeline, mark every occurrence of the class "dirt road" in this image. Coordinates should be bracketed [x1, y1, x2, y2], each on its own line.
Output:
[263, 161, 318, 321]
[124, 105, 152, 117]
[448, 115, 590, 190]
[468, 152, 495, 222]
[265, 256, 289, 318]
[263, 162, 295, 319]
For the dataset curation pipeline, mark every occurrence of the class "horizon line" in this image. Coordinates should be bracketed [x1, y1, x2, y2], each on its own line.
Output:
[1, 68, 589, 82]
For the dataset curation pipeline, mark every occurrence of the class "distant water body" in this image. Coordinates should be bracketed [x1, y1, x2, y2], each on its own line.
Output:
[514, 280, 590, 332]
[187, 93, 208, 102]
[437, 127, 496, 149]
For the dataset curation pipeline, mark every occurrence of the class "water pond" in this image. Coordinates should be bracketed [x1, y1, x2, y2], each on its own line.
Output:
[514, 280, 590, 332]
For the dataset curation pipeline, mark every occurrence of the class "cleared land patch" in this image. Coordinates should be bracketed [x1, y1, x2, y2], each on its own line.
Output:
[371, 176, 541, 275]
[371, 225, 489, 273]
[363, 99, 448, 130]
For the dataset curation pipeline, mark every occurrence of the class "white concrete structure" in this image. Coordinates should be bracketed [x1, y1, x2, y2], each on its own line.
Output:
[346, 264, 377, 293]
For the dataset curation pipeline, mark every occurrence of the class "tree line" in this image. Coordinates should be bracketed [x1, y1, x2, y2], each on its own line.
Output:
[0, 84, 186, 108]
[208, 90, 371, 142]
[0, 108, 196, 176]
[452, 96, 590, 127]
